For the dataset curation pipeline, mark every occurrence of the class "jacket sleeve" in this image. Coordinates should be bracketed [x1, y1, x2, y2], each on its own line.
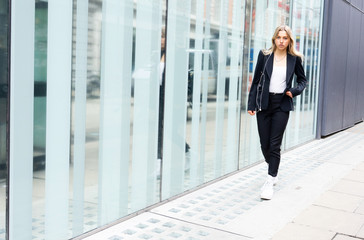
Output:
[289, 56, 307, 97]
[247, 50, 265, 111]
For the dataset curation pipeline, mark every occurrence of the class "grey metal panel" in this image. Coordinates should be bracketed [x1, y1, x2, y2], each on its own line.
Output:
[343, 6, 361, 127]
[356, 13, 364, 121]
[321, 0, 350, 136]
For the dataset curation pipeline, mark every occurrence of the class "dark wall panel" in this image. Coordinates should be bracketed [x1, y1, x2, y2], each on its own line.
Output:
[356, 13, 364, 121]
[343, 7, 361, 127]
[321, 0, 350, 135]
[320, 0, 364, 136]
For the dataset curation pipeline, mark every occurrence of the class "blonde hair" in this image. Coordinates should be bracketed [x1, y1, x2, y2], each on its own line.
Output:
[263, 25, 304, 61]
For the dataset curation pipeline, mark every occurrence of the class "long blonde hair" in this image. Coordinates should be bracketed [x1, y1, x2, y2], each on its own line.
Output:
[263, 25, 304, 61]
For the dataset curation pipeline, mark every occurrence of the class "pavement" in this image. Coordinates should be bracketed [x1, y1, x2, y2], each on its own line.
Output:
[81, 121, 364, 240]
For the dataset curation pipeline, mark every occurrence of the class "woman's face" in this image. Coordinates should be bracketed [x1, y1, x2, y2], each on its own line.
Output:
[275, 30, 290, 51]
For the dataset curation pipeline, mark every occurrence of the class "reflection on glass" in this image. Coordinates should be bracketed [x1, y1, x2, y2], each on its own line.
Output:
[10, 0, 324, 238]
[71, 0, 167, 235]
[32, 2, 48, 239]
[161, 0, 245, 200]
[0, 0, 8, 238]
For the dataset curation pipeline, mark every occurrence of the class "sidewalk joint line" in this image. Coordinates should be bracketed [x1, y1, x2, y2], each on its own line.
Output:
[148, 211, 253, 239]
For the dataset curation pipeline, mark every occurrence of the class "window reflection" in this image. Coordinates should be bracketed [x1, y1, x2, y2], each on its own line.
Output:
[14, 0, 324, 238]
[160, 0, 245, 198]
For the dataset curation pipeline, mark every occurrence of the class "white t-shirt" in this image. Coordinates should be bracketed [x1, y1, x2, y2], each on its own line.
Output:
[269, 65, 286, 93]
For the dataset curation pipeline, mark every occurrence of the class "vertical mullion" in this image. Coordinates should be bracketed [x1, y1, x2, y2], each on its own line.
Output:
[200, 0, 211, 182]
[214, 0, 228, 177]
[312, 26, 320, 135]
[117, 0, 133, 218]
[225, 0, 243, 173]
[72, 0, 88, 236]
[189, 0, 204, 187]
[313, 0, 325, 138]
[301, 8, 311, 140]
[255, 0, 266, 47]
[307, 17, 315, 137]
[293, 2, 306, 144]
[246, 1, 259, 165]
[285, 1, 297, 146]
[98, 0, 133, 224]
[44, 1, 73, 239]
[130, 0, 161, 211]
[236, 0, 246, 169]
[162, 0, 191, 199]
[9, 0, 35, 239]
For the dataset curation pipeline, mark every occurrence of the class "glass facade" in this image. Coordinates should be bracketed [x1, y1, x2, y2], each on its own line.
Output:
[5, 0, 324, 239]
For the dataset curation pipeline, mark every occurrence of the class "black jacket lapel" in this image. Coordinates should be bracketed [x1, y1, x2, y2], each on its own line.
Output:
[286, 54, 296, 83]
[265, 53, 274, 79]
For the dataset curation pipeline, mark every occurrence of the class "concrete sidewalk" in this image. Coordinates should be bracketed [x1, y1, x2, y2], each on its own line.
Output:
[272, 123, 364, 240]
[83, 122, 364, 240]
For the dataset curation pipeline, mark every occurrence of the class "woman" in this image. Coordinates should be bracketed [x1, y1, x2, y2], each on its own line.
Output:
[247, 25, 307, 200]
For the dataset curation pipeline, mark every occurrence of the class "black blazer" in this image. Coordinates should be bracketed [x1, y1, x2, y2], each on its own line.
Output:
[247, 50, 307, 112]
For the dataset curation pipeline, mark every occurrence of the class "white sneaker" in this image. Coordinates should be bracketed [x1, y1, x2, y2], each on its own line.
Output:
[265, 171, 278, 185]
[261, 175, 274, 200]
[273, 176, 278, 186]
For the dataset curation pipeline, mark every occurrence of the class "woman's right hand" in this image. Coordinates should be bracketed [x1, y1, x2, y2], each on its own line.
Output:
[248, 110, 255, 116]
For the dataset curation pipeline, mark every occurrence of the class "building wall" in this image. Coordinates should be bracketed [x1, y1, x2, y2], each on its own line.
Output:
[4, 0, 324, 239]
[319, 0, 364, 137]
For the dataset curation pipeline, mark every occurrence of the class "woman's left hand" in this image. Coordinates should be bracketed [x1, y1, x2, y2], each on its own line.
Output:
[286, 91, 293, 98]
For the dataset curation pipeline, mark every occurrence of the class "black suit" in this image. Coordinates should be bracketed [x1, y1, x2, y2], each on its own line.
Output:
[247, 50, 307, 177]
[248, 50, 307, 112]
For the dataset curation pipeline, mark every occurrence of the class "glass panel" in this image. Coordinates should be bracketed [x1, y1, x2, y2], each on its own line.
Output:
[129, 0, 163, 212]
[44, 1, 73, 239]
[162, 0, 246, 199]
[224, 0, 245, 174]
[161, 0, 192, 198]
[72, 0, 88, 236]
[8, 0, 325, 238]
[32, 2, 47, 240]
[31, 0, 167, 238]
[71, 0, 103, 234]
[9, 1, 35, 239]
[0, 0, 8, 239]
[34, 1, 47, 169]
[74, 0, 167, 233]
[98, 0, 133, 224]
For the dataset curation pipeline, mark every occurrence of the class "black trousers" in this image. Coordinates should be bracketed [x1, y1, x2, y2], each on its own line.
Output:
[256, 94, 289, 177]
